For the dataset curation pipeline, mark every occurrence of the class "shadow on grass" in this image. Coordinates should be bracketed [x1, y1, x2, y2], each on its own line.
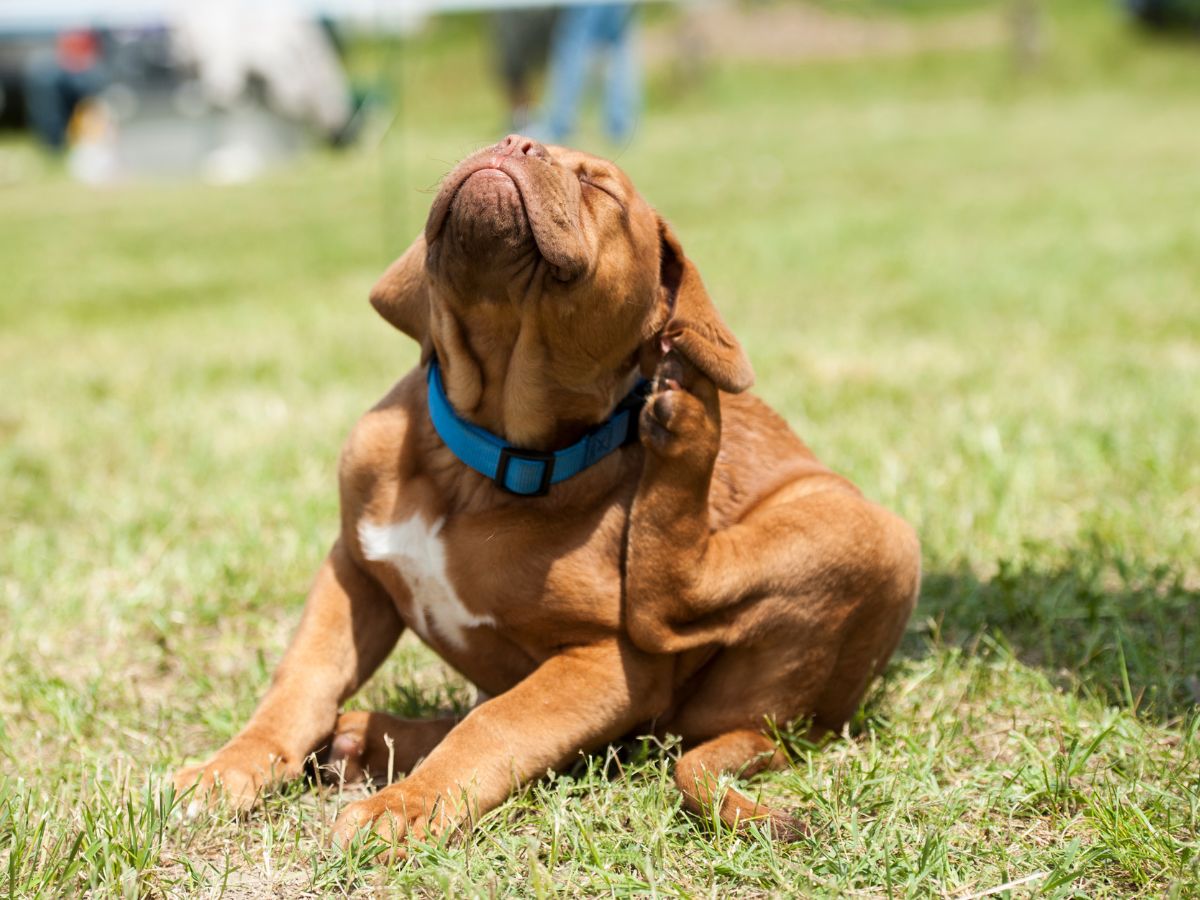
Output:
[908, 546, 1199, 720]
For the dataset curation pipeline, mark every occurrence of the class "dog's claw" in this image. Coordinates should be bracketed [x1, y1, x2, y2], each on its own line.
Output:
[652, 351, 686, 393]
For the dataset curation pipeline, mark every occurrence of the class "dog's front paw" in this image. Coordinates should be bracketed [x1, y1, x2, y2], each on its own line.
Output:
[331, 781, 460, 859]
[640, 352, 720, 464]
[173, 735, 299, 816]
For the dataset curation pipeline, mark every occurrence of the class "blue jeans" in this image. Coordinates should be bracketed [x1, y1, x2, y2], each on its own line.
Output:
[539, 3, 639, 143]
[23, 51, 106, 150]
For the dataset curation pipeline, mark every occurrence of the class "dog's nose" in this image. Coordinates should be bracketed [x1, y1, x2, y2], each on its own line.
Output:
[498, 134, 548, 160]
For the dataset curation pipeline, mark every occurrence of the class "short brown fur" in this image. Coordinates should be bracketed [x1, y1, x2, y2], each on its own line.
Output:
[175, 135, 920, 850]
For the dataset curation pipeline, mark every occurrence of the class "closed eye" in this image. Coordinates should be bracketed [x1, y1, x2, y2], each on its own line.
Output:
[579, 174, 626, 210]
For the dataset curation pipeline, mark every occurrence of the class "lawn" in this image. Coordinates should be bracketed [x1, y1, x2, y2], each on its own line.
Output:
[2, 1, 1198, 896]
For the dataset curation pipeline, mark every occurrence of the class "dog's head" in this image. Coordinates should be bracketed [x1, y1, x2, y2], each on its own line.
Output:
[370, 135, 753, 448]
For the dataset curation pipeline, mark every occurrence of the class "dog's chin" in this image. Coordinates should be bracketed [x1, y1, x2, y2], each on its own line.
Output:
[442, 170, 537, 264]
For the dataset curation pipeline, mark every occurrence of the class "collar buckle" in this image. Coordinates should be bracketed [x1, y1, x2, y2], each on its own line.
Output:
[495, 446, 555, 496]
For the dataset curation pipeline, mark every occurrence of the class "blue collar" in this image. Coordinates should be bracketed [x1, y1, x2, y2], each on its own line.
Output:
[426, 359, 649, 497]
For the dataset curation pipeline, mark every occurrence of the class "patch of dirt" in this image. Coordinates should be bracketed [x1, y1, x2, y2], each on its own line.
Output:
[645, 1, 1006, 63]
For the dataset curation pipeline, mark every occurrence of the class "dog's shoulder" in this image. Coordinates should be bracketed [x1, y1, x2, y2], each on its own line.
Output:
[337, 368, 429, 522]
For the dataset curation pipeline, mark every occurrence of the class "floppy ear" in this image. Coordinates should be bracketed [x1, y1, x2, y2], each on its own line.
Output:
[656, 217, 754, 394]
[369, 234, 432, 360]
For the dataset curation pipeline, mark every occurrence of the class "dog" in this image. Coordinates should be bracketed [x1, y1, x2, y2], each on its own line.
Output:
[174, 135, 921, 848]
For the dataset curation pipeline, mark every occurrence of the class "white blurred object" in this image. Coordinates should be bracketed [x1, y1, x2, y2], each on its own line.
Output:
[66, 99, 120, 185]
[203, 138, 266, 184]
[172, 3, 351, 137]
[0, 0, 599, 33]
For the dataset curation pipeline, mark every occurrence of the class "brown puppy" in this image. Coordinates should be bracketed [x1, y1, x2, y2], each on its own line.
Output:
[174, 135, 920, 848]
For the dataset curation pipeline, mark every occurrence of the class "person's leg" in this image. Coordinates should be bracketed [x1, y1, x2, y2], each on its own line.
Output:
[23, 51, 72, 149]
[540, 5, 600, 142]
[600, 4, 639, 143]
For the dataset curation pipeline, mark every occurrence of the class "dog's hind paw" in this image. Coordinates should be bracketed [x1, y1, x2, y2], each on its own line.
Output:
[320, 711, 374, 784]
[640, 352, 720, 463]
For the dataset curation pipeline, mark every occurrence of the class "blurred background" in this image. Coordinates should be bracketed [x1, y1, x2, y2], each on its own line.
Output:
[4, 0, 1200, 718]
[3, 0, 1199, 893]
[5, 0, 1198, 562]
[4, 0, 1200, 707]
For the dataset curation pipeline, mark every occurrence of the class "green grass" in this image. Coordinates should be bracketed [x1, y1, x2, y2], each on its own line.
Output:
[2, 1, 1198, 895]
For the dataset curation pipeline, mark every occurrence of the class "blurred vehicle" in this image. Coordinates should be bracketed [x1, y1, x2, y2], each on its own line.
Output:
[0, 4, 362, 183]
[0, 32, 50, 128]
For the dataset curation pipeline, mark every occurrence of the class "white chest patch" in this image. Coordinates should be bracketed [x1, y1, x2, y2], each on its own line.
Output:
[358, 516, 495, 651]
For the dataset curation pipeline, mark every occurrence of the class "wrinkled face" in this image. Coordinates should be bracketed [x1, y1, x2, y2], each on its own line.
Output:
[370, 135, 752, 449]
[425, 136, 664, 393]
[428, 136, 649, 283]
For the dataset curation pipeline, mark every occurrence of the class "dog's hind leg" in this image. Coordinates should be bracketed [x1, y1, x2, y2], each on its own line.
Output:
[628, 354, 920, 661]
[675, 730, 805, 839]
[322, 711, 458, 784]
